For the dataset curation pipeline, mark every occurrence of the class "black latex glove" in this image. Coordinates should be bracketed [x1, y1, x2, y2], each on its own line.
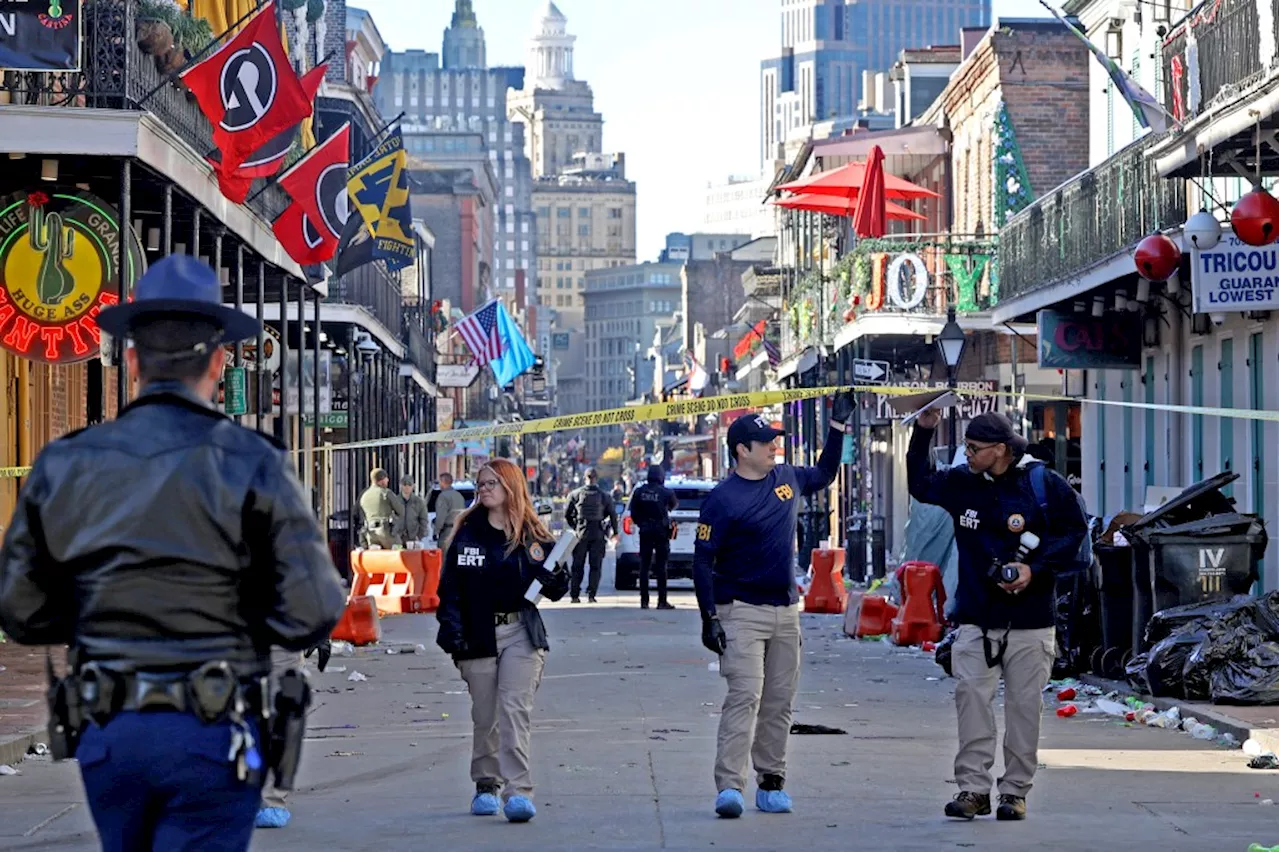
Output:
[541, 566, 570, 602]
[831, 391, 856, 427]
[701, 615, 727, 656]
[304, 639, 331, 673]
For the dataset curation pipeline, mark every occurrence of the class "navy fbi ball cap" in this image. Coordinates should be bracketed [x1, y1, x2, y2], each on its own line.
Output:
[727, 413, 784, 450]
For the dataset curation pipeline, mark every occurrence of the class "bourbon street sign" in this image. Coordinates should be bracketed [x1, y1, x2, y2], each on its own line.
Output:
[0, 189, 145, 363]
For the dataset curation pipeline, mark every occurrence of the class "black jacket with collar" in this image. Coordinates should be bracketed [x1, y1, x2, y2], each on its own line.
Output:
[0, 382, 347, 676]
[436, 511, 566, 661]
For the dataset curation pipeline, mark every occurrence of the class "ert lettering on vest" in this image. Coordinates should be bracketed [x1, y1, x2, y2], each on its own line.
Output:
[458, 547, 486, 568]
[960, 509, 980, 530]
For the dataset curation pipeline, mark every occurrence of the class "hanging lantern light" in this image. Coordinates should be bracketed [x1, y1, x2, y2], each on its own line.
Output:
[1183, 209, 1222, 251]
[1133, 233, 1182, 281]
[1230, 186, 1279, 246]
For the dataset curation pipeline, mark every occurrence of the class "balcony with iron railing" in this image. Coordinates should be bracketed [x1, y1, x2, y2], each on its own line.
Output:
[328, 263, 403, 339]
[1163, 0, 1279, 125]
[997, 135, 1187, 306]
[0, 1, 293, 227]
[402, 305, 437, 383]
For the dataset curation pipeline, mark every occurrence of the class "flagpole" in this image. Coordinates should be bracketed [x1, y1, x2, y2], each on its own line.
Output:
[136, 1, 268, 105]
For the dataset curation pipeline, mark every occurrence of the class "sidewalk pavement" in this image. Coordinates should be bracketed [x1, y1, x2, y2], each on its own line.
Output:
[0, 641, 49, 768]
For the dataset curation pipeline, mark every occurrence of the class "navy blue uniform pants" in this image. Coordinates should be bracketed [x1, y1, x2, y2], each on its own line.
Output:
[638, 529, 671, 606]
[571, 536, 607, 598]
[77, 711, 262, 852]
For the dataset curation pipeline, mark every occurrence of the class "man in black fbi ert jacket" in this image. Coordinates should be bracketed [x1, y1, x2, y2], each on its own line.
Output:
[627, 465, 679, 610]
[0, 255, 346, 852]
[907, 409, 1086, 823]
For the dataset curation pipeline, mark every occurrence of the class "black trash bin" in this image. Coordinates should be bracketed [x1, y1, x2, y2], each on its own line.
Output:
[870, 515, 887, 580]
[1123, 471, 1265, 654]
[847, 516, 867, 580]
[1093, 543, 1133, 677]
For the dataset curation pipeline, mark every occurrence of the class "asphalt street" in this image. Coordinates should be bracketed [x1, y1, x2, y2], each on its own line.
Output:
[0, 593, 1275, 851]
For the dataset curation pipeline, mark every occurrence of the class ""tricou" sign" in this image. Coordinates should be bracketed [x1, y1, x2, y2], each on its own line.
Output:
[1191, 235, 1278, 313]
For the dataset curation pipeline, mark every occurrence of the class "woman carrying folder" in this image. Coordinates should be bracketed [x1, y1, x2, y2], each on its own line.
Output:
[436, 458, 570, 823]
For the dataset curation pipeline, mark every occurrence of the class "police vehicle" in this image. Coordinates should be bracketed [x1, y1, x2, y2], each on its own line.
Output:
[612, 476, 717, 591]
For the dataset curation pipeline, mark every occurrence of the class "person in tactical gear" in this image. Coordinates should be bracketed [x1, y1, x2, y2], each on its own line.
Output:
[359, 468, 404, 548]
[907, 409, 1086, 822]
[398, 475, 429, 546]
[627, 466, 679, 609]
[693, 396, 852, 819]
[0, 255, 346, 852]
[564, 467, 618, 603]
[434, 472, 466, 546]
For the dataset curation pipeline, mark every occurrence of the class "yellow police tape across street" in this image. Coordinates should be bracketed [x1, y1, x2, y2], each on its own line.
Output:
[0, 383, 1275, 479]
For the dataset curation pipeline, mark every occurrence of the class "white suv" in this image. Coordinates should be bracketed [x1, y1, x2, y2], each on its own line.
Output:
[613, 476, 718, 591]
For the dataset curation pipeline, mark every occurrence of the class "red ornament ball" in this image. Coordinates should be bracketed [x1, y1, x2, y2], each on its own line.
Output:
[1133, 233, 1182, 281]
[1230, 186, 1278, 247]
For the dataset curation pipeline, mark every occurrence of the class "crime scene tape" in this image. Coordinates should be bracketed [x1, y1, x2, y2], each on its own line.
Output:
[1, 383, 1275, 478]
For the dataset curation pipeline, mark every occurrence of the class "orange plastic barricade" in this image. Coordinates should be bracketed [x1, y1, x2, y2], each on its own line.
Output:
[349, 549, 441, 615]
[855, 595, 898, 638]
[331, 595, 381, 645]
[803, 548, 848, 614]
[890, 561, 947, 646]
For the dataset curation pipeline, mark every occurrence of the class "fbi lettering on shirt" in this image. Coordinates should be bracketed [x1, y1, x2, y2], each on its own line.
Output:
[458, 546, 487, 567]
[959, 509, 980, 530]
[774, 484, 794, 502]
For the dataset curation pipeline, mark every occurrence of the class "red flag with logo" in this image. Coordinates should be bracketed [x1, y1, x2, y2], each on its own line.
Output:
[207, 63, 327, 204]
[276, 122, 351, 243]
[273, 202, 340, 265]
[181, 1, 313, 177]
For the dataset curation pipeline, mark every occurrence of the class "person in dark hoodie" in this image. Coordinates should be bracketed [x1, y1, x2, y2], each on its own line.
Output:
[436, 458, 569, 824]
[627, 466, 680, 609]
[907, 409, 1086, 823]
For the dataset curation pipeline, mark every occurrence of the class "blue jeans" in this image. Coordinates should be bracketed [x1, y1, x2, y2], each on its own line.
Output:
[77, 711, 262, 852]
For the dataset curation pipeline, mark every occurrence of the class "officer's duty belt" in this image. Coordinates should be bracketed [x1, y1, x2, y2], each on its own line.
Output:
[494, 611, 521, 626]
[77, 661, 266, 725]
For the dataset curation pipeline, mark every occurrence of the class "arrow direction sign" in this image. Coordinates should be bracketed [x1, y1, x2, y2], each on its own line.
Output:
[852, 359, 890, 384]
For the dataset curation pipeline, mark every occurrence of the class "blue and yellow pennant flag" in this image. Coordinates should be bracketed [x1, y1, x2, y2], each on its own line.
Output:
[346, 126, 415, 271]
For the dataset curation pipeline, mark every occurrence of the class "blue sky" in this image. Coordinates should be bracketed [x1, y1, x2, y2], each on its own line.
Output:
[357, 1, 1053, 259]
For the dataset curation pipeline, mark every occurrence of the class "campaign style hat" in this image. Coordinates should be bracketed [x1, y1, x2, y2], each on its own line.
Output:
[965, 411, 1029, 454]
[96, 254, 261, 342]
[727, 413, 784, 451]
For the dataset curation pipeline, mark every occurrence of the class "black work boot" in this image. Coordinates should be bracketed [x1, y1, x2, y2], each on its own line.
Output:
[996, 794, 1027, 821]
[944, 791, 991, 820]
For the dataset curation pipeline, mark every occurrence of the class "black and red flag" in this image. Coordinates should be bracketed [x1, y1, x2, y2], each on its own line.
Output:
[181, 1, 313, 177]
[207, 62, 327, 204]
[271, 123, 351, 265]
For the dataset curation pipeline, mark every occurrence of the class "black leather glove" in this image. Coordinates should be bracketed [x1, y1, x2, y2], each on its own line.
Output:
[831, 391, 856, 427]
[540, 566, 570, 602]
[304, 639, 331, 673]
[701, 615, 727, 656]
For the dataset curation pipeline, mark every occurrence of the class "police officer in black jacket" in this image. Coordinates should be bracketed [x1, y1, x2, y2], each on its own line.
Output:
[907, 409, 1085, 823]
[0, 256, 346, 852]
[627, 466, 679, 609]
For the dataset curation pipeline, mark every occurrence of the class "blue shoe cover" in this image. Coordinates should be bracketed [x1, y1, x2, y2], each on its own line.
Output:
[715, 789, 745, 818]
[756, 788, 793, 813]
[471, 792, 500, 816]
[504, 795, 536, 822]
[255, 807, 290, 828]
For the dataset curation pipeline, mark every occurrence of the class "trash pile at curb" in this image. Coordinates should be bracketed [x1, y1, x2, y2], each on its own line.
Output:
[1044, 676, 1279, 770]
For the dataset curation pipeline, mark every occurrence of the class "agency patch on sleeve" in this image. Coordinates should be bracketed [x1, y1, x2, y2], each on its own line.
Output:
[696, 523, 712, 542]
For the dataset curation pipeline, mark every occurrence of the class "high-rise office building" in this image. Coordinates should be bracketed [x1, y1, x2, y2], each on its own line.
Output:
[760, 0, 990, 171]
[442, 0, 486, 69]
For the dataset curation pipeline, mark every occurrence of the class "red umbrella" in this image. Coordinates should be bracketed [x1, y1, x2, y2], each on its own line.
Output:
[776, 160, 940, 200]
[852, 145, 887, 238]
[773, 192, 925, 222]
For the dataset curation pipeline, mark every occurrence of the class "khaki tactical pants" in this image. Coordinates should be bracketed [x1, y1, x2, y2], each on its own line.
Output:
[714, 602, 802, 793]
[458, 622, 547, 800]
[365, 520, 397, 549]
[952, 624, 1056, 798]
[261, 648, 305, 810]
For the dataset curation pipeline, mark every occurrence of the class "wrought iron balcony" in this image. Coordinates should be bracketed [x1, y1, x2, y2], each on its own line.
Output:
[997, 135, 1187, 304]
[1163, 0, 1279, 124]
[0, 1, 292, 226]
[327, 263, 404, 339]
[402, 306, 437, 383]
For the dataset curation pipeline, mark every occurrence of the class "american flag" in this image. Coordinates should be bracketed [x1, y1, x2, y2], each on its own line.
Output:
[762, 337, 781, 367]
[455, 300, 502, 365]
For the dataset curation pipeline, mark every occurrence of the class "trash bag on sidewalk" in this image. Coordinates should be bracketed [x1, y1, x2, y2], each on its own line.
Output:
[1054, 569, 1101, 678]
[1210, 641, 1279, 705]
[1126, 628, 1208, 698]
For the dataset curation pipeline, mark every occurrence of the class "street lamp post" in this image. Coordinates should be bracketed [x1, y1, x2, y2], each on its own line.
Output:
[936, 307, 968, 462]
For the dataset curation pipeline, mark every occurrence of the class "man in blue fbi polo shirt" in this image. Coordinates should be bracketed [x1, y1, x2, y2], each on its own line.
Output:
[693, 395, 853, 818]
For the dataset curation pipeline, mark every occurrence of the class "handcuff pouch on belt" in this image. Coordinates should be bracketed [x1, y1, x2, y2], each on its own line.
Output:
[268, 668, 312, 792]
